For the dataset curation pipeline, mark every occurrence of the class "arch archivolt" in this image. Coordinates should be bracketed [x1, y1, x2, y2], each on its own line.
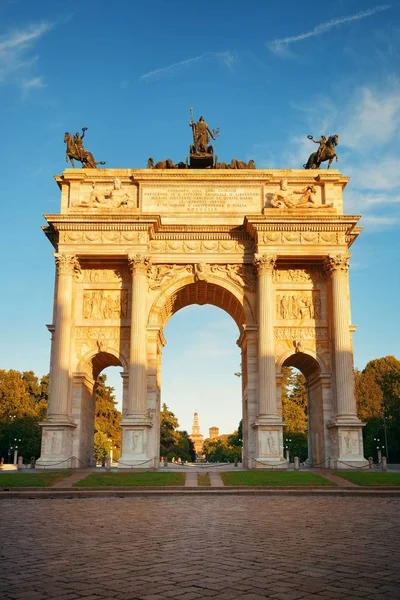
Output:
[147, 264, 256, 332]
[276, 347, 328, 377]
[76, 347, 128, 381]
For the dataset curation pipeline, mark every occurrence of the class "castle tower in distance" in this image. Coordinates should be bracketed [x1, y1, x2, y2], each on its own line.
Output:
[190, 412, 204, 457]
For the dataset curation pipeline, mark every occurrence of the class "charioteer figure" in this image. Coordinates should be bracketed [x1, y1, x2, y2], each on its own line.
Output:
[189, 108, 219, 168]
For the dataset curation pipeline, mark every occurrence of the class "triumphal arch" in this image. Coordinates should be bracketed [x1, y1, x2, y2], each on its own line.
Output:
[37, 122, 367, 469]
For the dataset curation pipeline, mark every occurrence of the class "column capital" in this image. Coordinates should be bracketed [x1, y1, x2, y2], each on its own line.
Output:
[128, 253, 151, 275]
[253, 254, 277, 276]
[54, 253, 81, 277]
[323, 253, 350, 274]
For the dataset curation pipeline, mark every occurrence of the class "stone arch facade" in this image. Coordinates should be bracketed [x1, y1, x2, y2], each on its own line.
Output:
[36, 167, 367, 469]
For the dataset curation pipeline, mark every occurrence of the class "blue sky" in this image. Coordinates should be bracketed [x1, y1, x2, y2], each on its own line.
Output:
[0, 0, 399, 436]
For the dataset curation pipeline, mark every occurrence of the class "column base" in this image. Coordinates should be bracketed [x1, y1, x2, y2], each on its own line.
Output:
[327, 421, 368, 469]
[36, 420, 77, 470]
[118, 421, 155, 469]
[251, 420, 288, 469]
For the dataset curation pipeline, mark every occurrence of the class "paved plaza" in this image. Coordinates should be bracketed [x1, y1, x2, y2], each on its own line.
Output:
[0, 497, 400, 599]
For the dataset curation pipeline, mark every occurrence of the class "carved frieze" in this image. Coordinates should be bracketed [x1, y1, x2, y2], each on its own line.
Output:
[276, 292, 322, 320]
[83, 290, 128, 319]
[75, 326, 130, 340]
[59, 231, 148, 244]
[273, 268, 325, 283]
[149, 239, 253, 253]
[73, 178, 137, 209]
[274, 327, 328, 341]
[262, 231, 344, 245]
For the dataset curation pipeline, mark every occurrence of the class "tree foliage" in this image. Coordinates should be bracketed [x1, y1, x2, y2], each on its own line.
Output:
[159, 404, 196, 461]
[282, 367, 308, 434]
[355, 356, 400, 461]
[0, 370, 48, 461]
[94, 374, 122, 462]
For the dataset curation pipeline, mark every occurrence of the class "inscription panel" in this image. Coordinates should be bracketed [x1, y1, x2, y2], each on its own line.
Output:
[141, 185, 262, 213]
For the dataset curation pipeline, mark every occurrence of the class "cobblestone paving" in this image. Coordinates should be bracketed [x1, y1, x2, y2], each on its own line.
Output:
[0, 497, 399, 599]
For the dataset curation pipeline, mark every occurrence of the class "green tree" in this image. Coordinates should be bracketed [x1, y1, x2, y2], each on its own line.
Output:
[160, 403, 180, 458]
[94, 374, 122, 460]
[227, 419, 243, 447]
[202, 438, 242, 462]
[175, 430, 196, 462]
[282, 367, 308, 434]
[0, 370, 48, 461]
[355, 356, 400, 461]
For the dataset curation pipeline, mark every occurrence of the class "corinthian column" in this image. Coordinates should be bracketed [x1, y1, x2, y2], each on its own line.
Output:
[324, 254, 358, 421]
[127, 254, 150, 419]
[254, 254, 278, 419]
[47, 253, 80, 422]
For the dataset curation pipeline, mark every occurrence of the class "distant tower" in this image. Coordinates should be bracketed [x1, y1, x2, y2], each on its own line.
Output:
[190, 412, 204, 457]
[209, 426, 219, 439]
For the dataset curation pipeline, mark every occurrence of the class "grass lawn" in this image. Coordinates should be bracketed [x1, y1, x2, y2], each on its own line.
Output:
[333, 471, 400, 486]
[75, 472, 185, 487]
[197, 473, 211, 486]
[221, 471, 334, 486]
[0, 472, 71, 488]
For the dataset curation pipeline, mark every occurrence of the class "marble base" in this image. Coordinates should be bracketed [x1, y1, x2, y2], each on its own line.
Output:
[327, 422, 368, 469]
[36, 421, 77, 470]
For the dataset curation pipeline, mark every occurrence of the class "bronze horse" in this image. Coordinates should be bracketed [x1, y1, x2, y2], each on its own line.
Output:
[304, 134, 339, 169]
[64, 132, 105, 168]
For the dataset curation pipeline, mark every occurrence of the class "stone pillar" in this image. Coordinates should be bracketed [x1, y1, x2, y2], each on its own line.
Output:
[119, 254, 153, 468]
[324, 254, 358, 421]
[48, 254, 80, 421]
[37, 254, 78, 469]
[324, 254, 367, 468]
[255, 254, 277, 418]
[252, 254, 286, 468]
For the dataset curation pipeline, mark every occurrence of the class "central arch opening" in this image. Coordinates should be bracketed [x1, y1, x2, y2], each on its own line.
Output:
[152, 278, 251, 464]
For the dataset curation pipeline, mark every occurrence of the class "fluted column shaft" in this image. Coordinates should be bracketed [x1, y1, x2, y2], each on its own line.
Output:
[48, 253, 79, 420]
[325, 254, 357, 419]
[255, 255, 277, 417]
[127, 255, 150, 416]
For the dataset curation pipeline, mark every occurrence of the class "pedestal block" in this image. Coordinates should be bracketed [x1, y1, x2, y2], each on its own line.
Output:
[35, 422, 77, 469]
[327, 422, 368, 469]
[252, 419, 288, 468]
[118, 417, 155, 468]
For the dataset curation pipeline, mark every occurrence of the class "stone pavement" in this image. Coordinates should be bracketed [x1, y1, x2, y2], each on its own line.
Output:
[1, 497, 400, 599]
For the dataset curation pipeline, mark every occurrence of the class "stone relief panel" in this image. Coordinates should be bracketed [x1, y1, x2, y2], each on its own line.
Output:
[273, 268, 325, 283]
[276, 292, 322, 320]
[42, 430, 62, 455]
[83, 290, 128, 319]
[59, 231, 148, 244]
[340, 430, 360, 456]
[147, 263, 256, 292]
[259, 430, 280, 457]
[72, 178, 138, 209]
[125, 429, 144, 454]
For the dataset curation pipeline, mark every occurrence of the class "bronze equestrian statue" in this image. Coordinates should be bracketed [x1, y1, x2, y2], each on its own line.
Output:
[304, 134, 339, 169]
[64, 127, 105, 168]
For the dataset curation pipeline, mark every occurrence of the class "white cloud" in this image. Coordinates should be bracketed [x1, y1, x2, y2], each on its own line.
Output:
[21, 76, 46, 89]
[267, 5, 391, 55]
[140, 51, 237, 81]
[0, 21, 52, 87]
